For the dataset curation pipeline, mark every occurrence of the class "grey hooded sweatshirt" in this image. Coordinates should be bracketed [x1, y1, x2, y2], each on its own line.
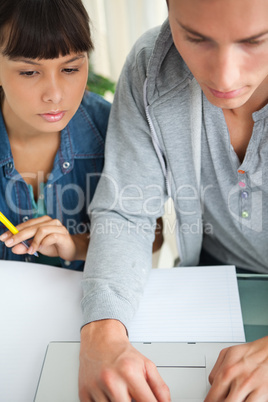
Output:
[81, 19, 204, 329]
[81, 14, 268, 328]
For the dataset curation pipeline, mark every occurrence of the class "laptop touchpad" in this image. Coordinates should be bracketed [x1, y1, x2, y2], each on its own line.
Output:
[157, 366, 207, 401]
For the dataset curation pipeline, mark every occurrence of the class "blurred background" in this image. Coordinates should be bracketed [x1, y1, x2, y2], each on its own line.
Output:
[83, 1, 177, 268]
[84, 0, 167, 83]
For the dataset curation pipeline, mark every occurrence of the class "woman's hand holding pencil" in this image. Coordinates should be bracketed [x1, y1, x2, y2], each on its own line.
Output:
[0, 214, 89, 261]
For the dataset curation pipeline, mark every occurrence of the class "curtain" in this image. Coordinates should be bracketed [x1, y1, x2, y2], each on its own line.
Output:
[84, 0, 168, 81]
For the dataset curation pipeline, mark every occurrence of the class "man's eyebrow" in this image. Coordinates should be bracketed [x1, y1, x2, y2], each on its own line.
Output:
[238, 31, 268, 43]
[176, 21, 212, 41]
[9, 54, 86, 64]
[176, 19, 268, 42]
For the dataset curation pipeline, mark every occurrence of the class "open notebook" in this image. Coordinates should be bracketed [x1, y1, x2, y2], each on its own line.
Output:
[128, 265, 245, 343]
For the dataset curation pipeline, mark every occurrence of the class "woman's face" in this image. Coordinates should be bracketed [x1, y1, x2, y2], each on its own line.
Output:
[0, 51, 89, 136]
[168, 0, 268, 111]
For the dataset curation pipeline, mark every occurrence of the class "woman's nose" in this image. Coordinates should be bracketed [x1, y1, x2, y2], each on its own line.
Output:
[41, 77, 63, 104]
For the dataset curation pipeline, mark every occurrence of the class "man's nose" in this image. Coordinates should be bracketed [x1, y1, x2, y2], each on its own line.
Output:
[210, 46, 240, 91]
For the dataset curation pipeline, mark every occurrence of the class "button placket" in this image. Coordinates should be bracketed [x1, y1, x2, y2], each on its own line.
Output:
[238, 169, 249, 220]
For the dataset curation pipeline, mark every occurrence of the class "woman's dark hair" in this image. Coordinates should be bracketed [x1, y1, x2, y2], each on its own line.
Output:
[0, 0, 94, 60]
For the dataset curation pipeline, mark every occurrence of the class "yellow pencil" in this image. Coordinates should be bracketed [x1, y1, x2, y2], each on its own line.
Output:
[0, 211, 38, 257]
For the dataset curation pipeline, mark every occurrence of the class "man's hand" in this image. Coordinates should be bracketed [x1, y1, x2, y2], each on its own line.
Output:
[79, 319, 171, 401]
[205, 336, 268, 401]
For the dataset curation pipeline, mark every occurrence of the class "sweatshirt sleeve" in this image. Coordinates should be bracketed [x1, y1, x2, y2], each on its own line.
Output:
[81, 34, 168, 330]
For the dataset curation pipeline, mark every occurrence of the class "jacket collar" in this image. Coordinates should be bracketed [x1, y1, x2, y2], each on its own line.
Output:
[146, 18, 193, 105]
[64, 97, 105, 158]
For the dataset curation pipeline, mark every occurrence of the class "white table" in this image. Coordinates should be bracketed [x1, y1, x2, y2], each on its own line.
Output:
[0, 261, 83, 402]
[1, 261, 268, 402]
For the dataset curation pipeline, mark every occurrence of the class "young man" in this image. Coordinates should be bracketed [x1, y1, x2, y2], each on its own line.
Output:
[79, 0, 268, 400]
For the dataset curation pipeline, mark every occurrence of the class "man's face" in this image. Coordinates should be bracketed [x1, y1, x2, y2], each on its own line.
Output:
[168, 0, 268, 111]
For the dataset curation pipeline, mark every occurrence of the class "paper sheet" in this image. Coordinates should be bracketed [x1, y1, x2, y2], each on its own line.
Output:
[128, 266, 245, 343]
[0, 261, 83, 402]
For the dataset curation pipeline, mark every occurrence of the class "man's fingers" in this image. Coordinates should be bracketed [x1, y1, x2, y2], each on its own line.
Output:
[96, 369, 132, 402]
[205, 347, 236, 402]
[205, 378, 230, 401]
[208, 347, 228, 384]
[206, 339, 268, 402]
[145, 360, 171, 402]
[99, 357, 159, 402]
[79, 364, 132, 402]
[246, 390, 268, 402]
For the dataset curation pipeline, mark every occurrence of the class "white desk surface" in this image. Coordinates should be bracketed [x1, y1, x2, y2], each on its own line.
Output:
[2, 261, 267, 402]
[0, 260, 83, 402]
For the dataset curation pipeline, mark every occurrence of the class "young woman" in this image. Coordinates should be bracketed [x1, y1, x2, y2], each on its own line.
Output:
[0, 0, 111, 271]
[79, 0, 268, 400]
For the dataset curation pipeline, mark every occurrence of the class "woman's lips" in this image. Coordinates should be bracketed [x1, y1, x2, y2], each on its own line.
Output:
[40, 111, 65, 122]
[208, 87, 244, 99]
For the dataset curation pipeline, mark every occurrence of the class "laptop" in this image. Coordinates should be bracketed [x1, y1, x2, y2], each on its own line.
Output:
[34, 340, 240, 402]
[35, 267, 248, 401]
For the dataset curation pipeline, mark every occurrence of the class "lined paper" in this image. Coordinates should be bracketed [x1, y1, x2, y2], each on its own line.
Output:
[128, 266, 245, 343]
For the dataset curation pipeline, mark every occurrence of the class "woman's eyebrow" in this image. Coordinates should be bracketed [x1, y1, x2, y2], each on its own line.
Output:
[64, 54, 86, 63]
[9, 57, 41, 65]
[9, 54, 86, 64]
[176, 19, 268, 42]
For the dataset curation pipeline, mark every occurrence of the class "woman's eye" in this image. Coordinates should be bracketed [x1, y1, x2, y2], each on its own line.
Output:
[19, 71, 38, 77]
[63, 68, 79, 74]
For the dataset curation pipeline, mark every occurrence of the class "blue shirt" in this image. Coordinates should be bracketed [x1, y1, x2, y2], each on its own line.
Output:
[0, 91, 111, 271]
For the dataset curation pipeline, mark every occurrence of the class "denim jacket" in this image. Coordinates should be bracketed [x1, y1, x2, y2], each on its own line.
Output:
[0, 91, 111, 270]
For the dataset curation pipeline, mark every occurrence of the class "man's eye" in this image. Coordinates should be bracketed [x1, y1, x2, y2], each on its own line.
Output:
[185, 36, 206, 44]
[244, 39, 263, 46]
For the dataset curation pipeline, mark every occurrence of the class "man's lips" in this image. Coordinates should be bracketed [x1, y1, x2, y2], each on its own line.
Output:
[39, 111, 66, 122]
[208, 86, 244, 99]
